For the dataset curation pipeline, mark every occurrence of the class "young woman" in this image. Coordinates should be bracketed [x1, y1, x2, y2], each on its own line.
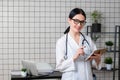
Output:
[56, 8, 101, 80]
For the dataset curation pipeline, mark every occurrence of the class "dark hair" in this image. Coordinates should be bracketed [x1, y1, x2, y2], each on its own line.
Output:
[64, 8, 86, 34]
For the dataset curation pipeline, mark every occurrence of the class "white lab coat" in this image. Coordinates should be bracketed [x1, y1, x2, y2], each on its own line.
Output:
[56, 33, 101, 80]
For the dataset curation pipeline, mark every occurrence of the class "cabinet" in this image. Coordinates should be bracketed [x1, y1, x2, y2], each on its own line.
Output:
[86, 25, 120, 80]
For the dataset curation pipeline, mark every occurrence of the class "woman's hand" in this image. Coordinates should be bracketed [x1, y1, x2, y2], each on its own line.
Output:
[89, 53, 101, 65]
[73, 46, 85, 61]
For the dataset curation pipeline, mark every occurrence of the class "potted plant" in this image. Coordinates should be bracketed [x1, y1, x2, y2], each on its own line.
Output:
[90, 10, 102, 32]
[104, 57, 113, 70]
[105, 41, 113, 51]
[21, 68, 27, 77]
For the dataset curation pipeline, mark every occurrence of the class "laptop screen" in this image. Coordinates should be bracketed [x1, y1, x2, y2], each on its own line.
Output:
[22, 60, 38, 75]
[22, 60, 54, 76]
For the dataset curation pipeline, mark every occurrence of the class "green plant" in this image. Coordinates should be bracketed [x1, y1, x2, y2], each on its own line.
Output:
[104, 57, 113, 64]
[91, 10, 102, 23]
[92, 34, 100, 42]
[105, 41, 113, 46]
[21, 68, 27, 72]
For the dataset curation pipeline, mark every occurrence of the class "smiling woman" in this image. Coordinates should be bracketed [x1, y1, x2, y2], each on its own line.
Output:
[56, 8, 102, 80]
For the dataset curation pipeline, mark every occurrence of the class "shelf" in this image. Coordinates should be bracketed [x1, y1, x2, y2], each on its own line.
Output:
[100, 67, 119, 71]
[93, 67, 119, 71]
[87, 32, 120, 34]
[107, 50, 120, 52]
[87, 25, 120, 80]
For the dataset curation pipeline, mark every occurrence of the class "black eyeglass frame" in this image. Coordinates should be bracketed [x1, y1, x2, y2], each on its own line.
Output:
[72, 19, 86, 26]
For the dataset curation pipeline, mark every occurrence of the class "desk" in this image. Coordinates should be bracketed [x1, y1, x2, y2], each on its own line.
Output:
[11, 71, 62, 80]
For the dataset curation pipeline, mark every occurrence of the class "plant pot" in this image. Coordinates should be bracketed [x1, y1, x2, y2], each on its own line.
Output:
[106, 64, 112, 70]
[21, 71, 27, 77]
[91, 23, 101, 32]
[106, 46, 112, 51]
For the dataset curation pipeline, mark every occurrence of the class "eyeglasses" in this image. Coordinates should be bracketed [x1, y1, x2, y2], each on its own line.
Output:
[72, 19, 86, 26]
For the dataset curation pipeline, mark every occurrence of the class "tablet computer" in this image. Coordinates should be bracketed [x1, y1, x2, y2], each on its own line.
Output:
[85, 48, 107, 61]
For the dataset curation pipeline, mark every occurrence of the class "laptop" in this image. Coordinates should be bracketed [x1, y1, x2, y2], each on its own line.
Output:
[22, 60, 54, 76]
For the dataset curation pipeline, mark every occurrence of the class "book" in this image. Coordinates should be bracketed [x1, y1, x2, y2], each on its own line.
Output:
[85, 48, 107, 61]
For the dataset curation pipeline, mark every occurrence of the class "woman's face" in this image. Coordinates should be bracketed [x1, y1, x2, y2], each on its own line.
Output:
[68, 14, 86, 33]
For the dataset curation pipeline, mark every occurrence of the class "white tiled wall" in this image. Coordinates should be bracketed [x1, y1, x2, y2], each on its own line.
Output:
[0, 0, 120, 80]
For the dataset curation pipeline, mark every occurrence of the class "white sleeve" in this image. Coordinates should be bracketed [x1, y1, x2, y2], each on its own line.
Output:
[55, 38, 75, 72]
